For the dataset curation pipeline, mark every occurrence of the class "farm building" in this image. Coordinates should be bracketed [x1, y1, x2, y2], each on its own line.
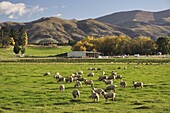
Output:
[67, 51, 101, 58]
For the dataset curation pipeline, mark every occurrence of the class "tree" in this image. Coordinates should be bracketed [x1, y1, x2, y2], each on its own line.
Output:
[18, 27, 28, 46]
[13, 43, 20, 54]
[0, 27, 11, 47]
[156, 36, 170, 54]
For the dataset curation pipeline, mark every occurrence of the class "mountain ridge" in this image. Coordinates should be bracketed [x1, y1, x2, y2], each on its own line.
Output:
[0, 9, 170, 44]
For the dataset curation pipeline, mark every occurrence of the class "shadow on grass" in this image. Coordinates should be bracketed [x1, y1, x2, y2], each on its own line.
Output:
[1, 107, 12, 110]
[134, 105, 152, 109]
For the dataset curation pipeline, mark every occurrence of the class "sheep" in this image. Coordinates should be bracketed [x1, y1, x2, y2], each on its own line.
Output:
[97, 68, 102, 70]
[59, 84, 65, 91]
[111, 71, 117, 75]
[72, 89, 80, 98]
[54, 72, 62, 79]
[105, 84, 116, 92]
[57, 77, 65, 83]
[133, 81, 143, 88]
[116, 75, 122, 79]
[134, 65, 138, 69]
[88, 67, 93, 70]
[84, 79, 93, 87]
[107, 74, 116, 80]
[91, 90, 99, 102]
[120, 80, 127, 88]
[92, 68, 96, 70]
[98, 75, 107, 81]
[118, 67, 121, 69]
[76, 77, 86, 81]
[74, 80, 82, 87]
[102, 71, 106, 75]
[88, 72, 94, 77]
[65, 76, 74, 83]
[78, 70, 83, 75]
[92, 87, 104, 95]
[44, 72, 50, 76]
[103, 79, 113, 85]
[102, 91, 116, 102]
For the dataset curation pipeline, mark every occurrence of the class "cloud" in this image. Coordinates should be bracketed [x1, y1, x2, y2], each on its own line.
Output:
[0, 1, 45, 19]
[53, 13, 62, 17]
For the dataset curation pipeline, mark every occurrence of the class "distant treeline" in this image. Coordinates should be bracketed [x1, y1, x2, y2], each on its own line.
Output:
[72, 36, 170, 55]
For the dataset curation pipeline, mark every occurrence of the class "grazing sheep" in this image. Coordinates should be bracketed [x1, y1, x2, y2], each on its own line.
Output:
[88, 72, 94, 77]
[44, 72, 50, 76]
[97, 68, 102, 70]
[118, 67, 121, 69]
[105, 84, 116, 92]
[120, 80, 127, 88]
[134, 65, 138, 69]
[76, 77, 86, 81]
[74, 81, 82, 87]
[57, 77, 65, 83]
[124, 66, 127, 69]
[54, 73, 62, 79]
[102, 91, 116, 102]
[88, 67, 93, 70]
[103, 79, 113, 85]
[102, 71, 106, 75]
[91, 90, 99, 102]
[78, 70, 83, 75]
[98, 75, 107, 81]
[133, 81, 143, 88]
[107, 74, 116, 80]
[72, 89, 80, 98]
[111, 71, 117, 75]
[116, 75, 122, 79]
[65, 77, 74, 83]
[84, 79, 93, 87]
[59, 84, 65, 91]
[92, 87, 104, 95]
[92, 68, 96, 70]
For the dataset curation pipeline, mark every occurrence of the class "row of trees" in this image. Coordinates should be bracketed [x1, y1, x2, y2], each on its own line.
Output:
[72, 35, 170, 55]
[0, 27, 28, 55]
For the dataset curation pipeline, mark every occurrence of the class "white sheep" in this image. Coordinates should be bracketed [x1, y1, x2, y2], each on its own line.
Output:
[84, 79, 93, 87]
[44, 72, 50, 76]
[65, 76, 74, 83]
[133, 81, 143, 88]
[105, 84, 116, 92]
[74, 81, 82, 87]
[120, 80, 127, 88]
[72, 89, 80, 98]
[98, 75, 107, 81]
[102, 91, 116, 102]
[57, 77, 65, 83]
[102, 71, 106, 75]
[91, 90, 99, 102]
[88, 72, 94, 77]
[59, 84, 65, 91]
[116, 75, 122, 79]
[107, 74, 116, 80]
[78, 70, 83, 75]
[92, 87, 104, 95]
[54, 73, 62, 79]
[103, 79, 113, 85]
[111, 71, 117, 75]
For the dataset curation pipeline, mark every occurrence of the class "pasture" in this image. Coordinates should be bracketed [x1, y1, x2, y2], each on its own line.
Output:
[0, 62, 170, 113]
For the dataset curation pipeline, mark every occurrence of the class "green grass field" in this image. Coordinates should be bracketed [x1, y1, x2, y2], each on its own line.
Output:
[0, 63, 170, 113]
[0, 46, 71, 60]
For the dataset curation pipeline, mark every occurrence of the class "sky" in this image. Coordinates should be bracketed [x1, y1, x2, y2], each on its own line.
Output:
[0, 0, 170, 22]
